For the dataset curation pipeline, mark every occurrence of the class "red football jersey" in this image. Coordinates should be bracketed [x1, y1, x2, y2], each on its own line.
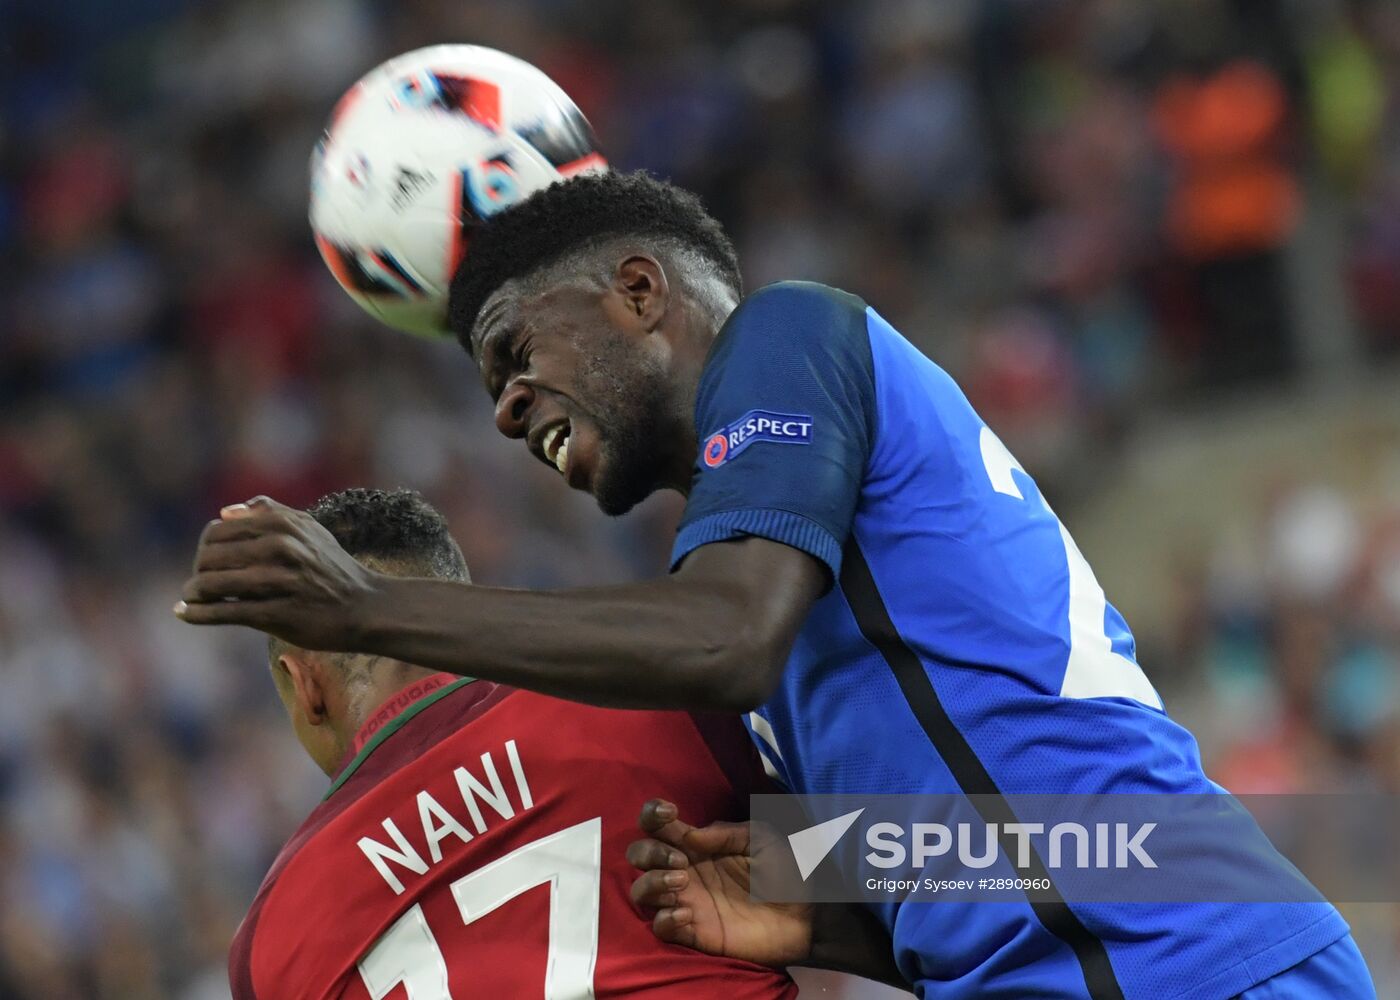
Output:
[229, 675, 797, 1000]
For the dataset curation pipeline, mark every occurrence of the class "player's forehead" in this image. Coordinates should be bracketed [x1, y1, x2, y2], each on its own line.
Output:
[470, 282, 524, 359]
[471, 272, 589, 360]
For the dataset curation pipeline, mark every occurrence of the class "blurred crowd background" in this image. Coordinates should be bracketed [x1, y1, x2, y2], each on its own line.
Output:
[1, 0, 1398, 996]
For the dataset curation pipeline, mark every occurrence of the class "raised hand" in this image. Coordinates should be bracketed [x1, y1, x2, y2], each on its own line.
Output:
[175, 496, 383, 650]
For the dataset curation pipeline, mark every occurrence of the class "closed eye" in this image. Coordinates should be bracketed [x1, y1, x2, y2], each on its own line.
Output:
[483, 328, 525, 401]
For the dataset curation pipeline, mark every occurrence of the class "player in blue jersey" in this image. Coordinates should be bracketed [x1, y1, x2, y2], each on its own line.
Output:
[178, 171, 1374, 999]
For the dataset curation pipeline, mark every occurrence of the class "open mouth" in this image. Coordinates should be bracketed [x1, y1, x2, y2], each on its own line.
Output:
[541, 422, 571, 475]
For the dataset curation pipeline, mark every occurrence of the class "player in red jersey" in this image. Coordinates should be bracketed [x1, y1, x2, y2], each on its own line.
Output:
[227, 487, 797, 1000]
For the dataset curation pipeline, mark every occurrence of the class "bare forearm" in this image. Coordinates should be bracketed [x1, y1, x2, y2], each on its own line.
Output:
[357, 574, 773, 710]
[178, 509, 823, 712]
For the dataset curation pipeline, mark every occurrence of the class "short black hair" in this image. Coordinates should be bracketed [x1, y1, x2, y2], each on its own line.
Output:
[447, 170, 742, 351]
[269, 488, 467, 665]
[306, 488, 469, 583]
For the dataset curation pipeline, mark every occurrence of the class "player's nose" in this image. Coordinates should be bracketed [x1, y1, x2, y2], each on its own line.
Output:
[494, 380, 536, 439]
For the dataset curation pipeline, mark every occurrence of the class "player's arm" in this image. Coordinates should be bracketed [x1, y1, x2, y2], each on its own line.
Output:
[176, 501, 823, 711]
[177, 283, 870, 711]
[627, 799, 910, 990]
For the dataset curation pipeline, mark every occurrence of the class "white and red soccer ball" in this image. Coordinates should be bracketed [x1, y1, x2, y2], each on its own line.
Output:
[310, 45, 606, 337]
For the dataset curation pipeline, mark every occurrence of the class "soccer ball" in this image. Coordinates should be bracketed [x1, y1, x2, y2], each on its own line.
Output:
[310, 45, 606, 337]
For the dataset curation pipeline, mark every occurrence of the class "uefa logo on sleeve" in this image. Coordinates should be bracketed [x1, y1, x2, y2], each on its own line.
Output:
[702, 434, 729, 468]
[700, 410, 813, 469]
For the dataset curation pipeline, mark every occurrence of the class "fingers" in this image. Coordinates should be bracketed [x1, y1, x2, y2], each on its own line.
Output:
[683, 820, 750, 858]
[651, 907, 696, 947]
[193, 534, 306, 573]
[638, 799, 697, 850]
[221, 495, 287, 519]
[181, 569, 297, 603]
[198, 504, 303, 543]
[628, 833, 693, 930]
[196, 497, 303, 552]
[629, 867, 688, 909]
[639, 799, 679, 833]
[173, 597, 286, 628]
[175, 497, 305, 633]
[193, 517, 290, 565]
[626, 837, 688, 873]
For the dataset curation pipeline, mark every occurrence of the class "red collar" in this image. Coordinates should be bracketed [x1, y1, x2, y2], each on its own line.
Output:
[347, 672, 459, 756]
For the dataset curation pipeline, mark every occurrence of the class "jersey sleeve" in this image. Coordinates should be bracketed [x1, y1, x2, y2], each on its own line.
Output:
[671, 281, 875, 582]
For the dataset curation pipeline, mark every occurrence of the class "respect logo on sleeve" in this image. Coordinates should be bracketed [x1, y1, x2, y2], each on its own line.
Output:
[701, 410, 814, 468]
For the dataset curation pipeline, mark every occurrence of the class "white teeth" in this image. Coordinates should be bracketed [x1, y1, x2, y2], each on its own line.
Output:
[541, 425, 570, 474]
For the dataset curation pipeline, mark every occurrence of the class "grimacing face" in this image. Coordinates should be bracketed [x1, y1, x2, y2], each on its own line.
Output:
[474, 279, 677, 516]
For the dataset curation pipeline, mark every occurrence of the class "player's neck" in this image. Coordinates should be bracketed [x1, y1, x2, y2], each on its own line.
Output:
[340, 662, 446, 747]
[664, 298, 733, 494]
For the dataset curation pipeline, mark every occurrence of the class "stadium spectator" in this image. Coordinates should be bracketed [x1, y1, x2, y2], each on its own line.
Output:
[0, 0, 1396, 995]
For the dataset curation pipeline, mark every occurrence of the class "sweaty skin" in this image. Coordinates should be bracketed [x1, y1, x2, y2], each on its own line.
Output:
[179, 499, 821, 712]
[177, 251, 827, 713]
[175, 250, 889, 983]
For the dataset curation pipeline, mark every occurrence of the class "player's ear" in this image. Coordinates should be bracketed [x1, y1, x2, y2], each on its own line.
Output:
[614, 255, 669, 334]
[279, 652, 331, 727]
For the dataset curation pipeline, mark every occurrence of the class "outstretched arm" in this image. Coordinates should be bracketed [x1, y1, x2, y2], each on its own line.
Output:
[176, 497, 824, 712]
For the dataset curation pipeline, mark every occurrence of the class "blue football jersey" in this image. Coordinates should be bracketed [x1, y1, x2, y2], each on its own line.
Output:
[671, 282, 1349, 1000]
